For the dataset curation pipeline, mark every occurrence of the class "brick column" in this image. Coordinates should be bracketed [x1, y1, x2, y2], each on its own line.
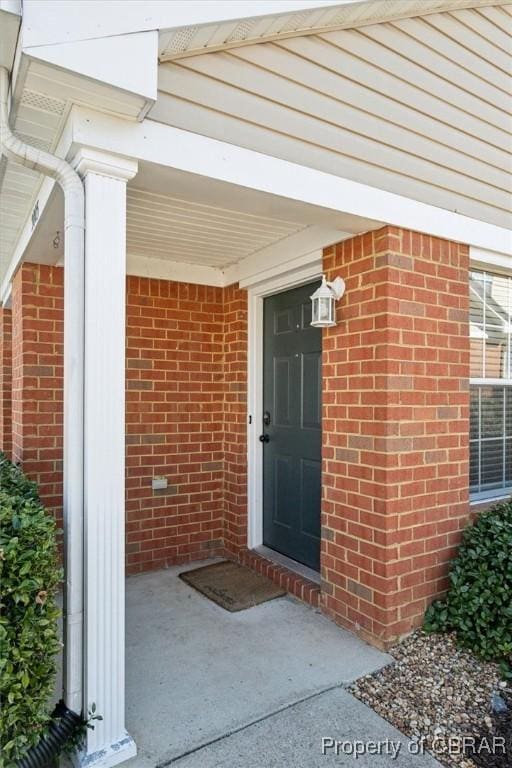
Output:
[11, 264, 64, 518]
[223, 283, 248, 553]
[0, 307, 12, 458]
[321, 226, 470, 648]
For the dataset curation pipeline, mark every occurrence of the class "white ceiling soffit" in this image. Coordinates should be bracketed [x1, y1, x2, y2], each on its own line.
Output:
[126, 187, 307, 269]
[159, 0, 506, 60]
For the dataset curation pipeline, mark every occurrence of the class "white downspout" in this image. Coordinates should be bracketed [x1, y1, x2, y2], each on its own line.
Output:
[0, 66, 84, 716]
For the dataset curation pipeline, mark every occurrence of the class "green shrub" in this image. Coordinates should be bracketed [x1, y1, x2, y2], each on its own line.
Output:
[0, 454, 62, 766]
[0, 454, 39, 502]
[424, 499, 512, 664]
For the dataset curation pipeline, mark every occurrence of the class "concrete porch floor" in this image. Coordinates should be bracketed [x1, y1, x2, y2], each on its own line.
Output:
[124, 561, 440, 768]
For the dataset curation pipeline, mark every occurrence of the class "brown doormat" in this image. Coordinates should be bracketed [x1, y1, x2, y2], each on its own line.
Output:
[179, 560, 286, 612]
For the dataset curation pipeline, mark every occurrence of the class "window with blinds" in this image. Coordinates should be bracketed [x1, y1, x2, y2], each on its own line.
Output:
[470, 270, 512, 499]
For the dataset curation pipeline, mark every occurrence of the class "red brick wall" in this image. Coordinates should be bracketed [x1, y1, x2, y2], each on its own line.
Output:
[11, 264, 64, 518]
[321, 226, 470, 647]
[125, 277, 227, 572]
[9, 266, 248, 571]
[0, 307, 12, 458]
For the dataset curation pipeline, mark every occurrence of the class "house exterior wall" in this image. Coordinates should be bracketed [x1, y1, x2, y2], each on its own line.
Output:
[5, 228, 474, 646]
[11, 264, 64, 519]
[7, 266, 247, 572]
[0, 306, 12, 458]
[155, 7, 511, 231]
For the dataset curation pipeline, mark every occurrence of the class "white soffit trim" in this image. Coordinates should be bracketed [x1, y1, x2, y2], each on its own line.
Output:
[70, 110, 512, 256]
[24, 31, 158, 113]
[241, 249, 323, 292]
[235, 225, 346, 288]
[127, 253, 226, 286]
[3, 282, 12, 309]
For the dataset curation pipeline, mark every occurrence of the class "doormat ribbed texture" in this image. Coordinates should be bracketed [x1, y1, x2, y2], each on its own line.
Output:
[179, 560, 286, 612]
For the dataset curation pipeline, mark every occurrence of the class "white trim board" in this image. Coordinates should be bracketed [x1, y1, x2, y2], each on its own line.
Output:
[470, 246, 512, 276]
[126, 253, 227, 287]
[236, 226, 348, 288]
[246, 249, 322, 550]
[22, 1, 346, 47]
[70, 108, 512, 256]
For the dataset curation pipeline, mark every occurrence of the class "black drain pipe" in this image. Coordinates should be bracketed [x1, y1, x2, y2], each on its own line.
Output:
[16, 701, 83, 768]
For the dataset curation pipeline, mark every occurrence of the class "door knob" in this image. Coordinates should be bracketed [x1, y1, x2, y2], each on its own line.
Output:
[259, 434, 270, 443]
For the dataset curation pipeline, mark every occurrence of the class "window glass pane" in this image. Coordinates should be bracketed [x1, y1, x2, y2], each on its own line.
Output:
[470, 384, 511, 497]
[470, 337, 483, 378]
[469, 273, 485, 328]
[470, 271, 512, 381]
[486, 274, 510, 328]
[484, 325, 508, 378]
[480, 386, 503, 439]
[481, 439, 503, 491]
[470, 270, 512, 498]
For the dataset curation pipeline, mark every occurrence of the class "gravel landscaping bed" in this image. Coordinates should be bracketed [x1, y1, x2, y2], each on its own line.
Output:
[350, 630, 511, 768]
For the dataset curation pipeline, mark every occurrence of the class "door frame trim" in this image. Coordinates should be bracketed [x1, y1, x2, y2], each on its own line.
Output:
[246, 250, 323, 550]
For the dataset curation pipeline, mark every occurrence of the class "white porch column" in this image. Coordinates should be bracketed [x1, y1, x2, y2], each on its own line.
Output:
[74, 148, 138, 768]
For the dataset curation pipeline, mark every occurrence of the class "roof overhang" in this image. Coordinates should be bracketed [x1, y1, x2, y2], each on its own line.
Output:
[16, 0, 506, 61]
[0, 1, 21, 72]
[158, 0, 506, 60]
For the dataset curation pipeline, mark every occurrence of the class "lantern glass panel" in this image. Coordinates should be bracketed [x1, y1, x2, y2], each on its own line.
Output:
[319, 296, 332, 323]
[312, 297, 318, 324]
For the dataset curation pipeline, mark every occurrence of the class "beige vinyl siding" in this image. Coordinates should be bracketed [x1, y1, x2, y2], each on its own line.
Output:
[154, 7, 512, 229]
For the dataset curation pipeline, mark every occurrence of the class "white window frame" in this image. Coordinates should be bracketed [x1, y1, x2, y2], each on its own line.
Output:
[469, 249, 512, 503]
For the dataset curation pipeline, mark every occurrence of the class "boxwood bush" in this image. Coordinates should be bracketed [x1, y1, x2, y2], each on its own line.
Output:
[424, 498, 512, 665]
[0, 453, 62, 766]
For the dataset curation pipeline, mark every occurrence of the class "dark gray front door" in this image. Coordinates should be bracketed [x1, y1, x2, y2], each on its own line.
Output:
[262, 281, 322, 571]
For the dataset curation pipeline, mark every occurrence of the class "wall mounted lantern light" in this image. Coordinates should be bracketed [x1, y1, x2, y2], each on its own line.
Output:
[310, 274, 346, 328]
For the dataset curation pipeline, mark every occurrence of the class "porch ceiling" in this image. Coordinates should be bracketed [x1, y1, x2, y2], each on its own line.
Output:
[4, 153, 336, 285]
[126, 187, 307, 269]
[20, 157, 382, 286]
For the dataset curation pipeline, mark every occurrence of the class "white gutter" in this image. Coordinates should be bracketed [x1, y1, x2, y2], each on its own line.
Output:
[0, 66, 84, 717]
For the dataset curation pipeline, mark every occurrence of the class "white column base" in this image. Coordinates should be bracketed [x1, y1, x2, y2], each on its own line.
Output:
[74, 732, 136, 768]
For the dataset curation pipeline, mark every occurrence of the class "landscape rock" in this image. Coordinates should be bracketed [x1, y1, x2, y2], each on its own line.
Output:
[350, 630, 510, 768]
